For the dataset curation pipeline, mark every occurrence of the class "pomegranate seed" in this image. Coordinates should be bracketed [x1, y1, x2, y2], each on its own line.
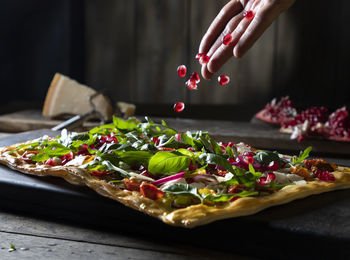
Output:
[186, 80, 197, 90]
[268, 161, 279, 171]
[199, 54, 210, 65]
[177, 65, 187, 78]
[190, 72, 200, 83]
[195, 53, 204, 60]
[218, 75, 230, 86]
[175, 133, 182, 141]
[222, 33, 233, 45]
[246, 156, 254, 164]
[267, 172, 276, 181]
[229, 197, 240, 202]
[45, 158, 56, 166]
[152, 137, 160, 146]
[173, 102, 185, 112]
[228, 158, 236, 164]
[243, 10, 254, 20]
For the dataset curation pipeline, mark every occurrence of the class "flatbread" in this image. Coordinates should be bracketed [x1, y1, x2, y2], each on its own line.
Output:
[1, 119, 349, 228]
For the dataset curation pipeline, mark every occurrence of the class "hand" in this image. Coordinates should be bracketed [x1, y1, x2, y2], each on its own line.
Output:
[199, 0, 295, 80]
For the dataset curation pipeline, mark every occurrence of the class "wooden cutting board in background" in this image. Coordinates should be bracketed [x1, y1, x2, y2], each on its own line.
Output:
[0, 110, 349, 156]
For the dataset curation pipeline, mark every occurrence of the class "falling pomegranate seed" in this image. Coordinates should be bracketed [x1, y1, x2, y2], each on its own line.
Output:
[177, 65, 187, 78]
[199, 54, 210, 65]
[195, 53, 204, 60]
[243, 10, 254, 20]
[218, 75, 230, 86]
[186, 80, 197, 90]
[173, 102, 185, 112]
[222, 33, 233, 45]
[189, 72, 200, 83]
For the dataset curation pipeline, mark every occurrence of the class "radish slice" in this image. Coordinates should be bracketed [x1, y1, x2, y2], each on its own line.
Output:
[152, 172, 185, 186]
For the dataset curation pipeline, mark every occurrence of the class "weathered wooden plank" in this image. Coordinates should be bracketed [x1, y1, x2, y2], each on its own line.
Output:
[134, 0, 187, 105]
[0, 211, 241, 259]
[274, 1, 350, 108]
[0, 231, 186, 260]
[85, 0, 136, 103]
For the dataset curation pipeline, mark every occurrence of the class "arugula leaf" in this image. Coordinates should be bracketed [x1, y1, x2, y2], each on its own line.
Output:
[200, 136, 215, 153]
[148, 151, 191, 175]
[204, 190, 259, 202]
[101, 161, 130, 177]
[162, 183, 202, 202]
[31, 142, 72, 162]
[180, 132, 203, 150]
[248, 163, 262, 178]
[291, 146, 312, 166]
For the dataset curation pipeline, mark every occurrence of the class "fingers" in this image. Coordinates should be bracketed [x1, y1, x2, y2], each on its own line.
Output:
[201, 15, 244, 80]
[200, 0, 257, 79]
[199, 0, 243, 55]
[233, 4, 278, 58]
[205, 16, 253, 76]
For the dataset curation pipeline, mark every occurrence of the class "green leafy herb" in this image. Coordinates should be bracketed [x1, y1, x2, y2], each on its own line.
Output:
[291, 146, 312, 166]
[253, 150, 283, 166]
[204, 190, 259, 202]
[9, 244, 16, 252]
[162, 183, 203, 202]
[198, 153, 234, 173]
[248, 163, 262, 178]
[148, 151, 191, 175]
[31, 142, 72, 162]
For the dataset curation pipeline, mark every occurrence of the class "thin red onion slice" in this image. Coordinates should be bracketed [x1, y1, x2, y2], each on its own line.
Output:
[152, 172, 185, 186]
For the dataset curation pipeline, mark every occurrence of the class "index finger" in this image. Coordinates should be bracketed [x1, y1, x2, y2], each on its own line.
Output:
[199, 0, 243, 54]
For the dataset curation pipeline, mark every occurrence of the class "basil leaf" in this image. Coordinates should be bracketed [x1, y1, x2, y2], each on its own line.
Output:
[117, 151, 153, 166]
[199, 153, 234, 173]
[113, 117, 139, 131]
[89, 124, 114, 135]
[148, 151, 191, 175]
[162, 183, 202, 202]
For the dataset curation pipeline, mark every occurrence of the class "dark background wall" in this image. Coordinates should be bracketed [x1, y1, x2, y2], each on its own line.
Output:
[0, 0, 349, 118]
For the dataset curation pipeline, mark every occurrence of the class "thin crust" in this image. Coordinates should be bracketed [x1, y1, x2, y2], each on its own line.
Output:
[1, 143, 350, 228]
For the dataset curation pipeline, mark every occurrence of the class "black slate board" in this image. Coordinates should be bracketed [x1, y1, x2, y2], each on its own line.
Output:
[1, 130, 350, 259]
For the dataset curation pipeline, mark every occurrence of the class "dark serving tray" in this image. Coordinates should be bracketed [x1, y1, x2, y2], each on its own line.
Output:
[1, 129, 350, 259]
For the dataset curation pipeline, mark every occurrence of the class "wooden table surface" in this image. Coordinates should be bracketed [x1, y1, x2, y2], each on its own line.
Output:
[0, 210, 248, 260]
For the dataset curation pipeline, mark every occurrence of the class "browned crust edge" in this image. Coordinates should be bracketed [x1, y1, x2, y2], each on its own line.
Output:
[1, 144, 350, 228]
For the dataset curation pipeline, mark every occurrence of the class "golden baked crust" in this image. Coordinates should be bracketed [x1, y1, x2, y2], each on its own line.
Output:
[1, 143, 350, 228]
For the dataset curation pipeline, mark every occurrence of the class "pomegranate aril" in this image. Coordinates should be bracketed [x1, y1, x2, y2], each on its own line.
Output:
[243, 10, 254, 20]
[190, 72, 200, 83]
[195, 53, 204, 60]
[199, 54, 210, 65]
[45, 158, 56, 166]
[173, 102, 185, 112]
[268, 161, 279, 171]
[177, 65, 187, 78]
[186, 80, 197, 90]
[222, 33, 233, 45]
[218, 75, 230, 86]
